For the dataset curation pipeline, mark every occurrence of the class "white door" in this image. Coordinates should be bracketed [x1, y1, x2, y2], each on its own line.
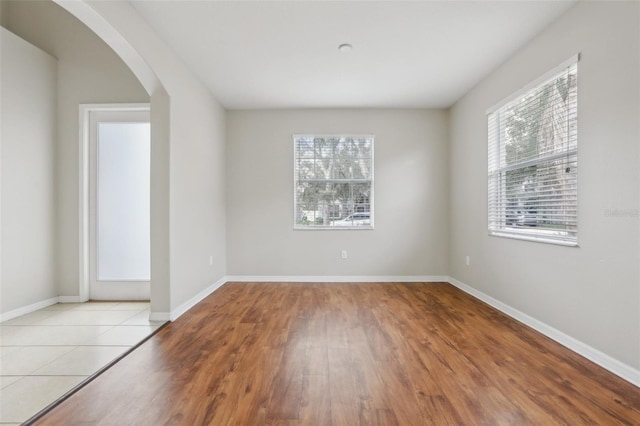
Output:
[88, 108, 150, 300]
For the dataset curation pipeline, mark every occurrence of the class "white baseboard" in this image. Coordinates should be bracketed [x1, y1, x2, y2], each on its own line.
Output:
[58, 296, 84, 303]
[0, 297, 59, 322]
[226, 275, 449, 283]
[168, 276, 227, 321]
[447, 276, 640, 388]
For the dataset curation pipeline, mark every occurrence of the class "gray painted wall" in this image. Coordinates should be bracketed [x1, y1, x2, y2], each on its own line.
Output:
[168, 90, 227, 312]
[1, 28, 57, 312]
[227, 109, 449, 277]
[449, 1, 640, 369]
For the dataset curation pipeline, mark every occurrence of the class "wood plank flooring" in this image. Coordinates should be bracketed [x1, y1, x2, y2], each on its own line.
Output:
[33, 282, 640, 425]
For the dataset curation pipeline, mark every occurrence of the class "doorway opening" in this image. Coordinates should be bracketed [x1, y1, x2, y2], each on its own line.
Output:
[79, 104, 150, 301]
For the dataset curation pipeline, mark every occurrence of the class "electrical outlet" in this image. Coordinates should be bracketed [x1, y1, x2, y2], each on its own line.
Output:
[341, 250, 348, 260]
[465, 255, 470, 266]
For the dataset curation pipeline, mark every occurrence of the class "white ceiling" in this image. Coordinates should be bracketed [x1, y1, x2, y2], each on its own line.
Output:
[130, 0, 576, 110]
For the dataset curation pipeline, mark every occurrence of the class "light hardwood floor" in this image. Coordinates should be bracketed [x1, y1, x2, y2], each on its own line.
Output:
[32, 282, 640, 425]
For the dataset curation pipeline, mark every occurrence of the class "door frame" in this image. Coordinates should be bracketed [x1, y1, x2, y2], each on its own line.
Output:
[78, 103, 150, 302]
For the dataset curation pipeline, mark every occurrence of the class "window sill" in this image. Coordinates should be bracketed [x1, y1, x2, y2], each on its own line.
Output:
[489, 230, 578, 247]
[294, 225, 374, 231]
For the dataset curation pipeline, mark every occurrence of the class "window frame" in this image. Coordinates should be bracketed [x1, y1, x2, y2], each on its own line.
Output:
[293, 134, 375, 230]
[487, 55, 579, 247]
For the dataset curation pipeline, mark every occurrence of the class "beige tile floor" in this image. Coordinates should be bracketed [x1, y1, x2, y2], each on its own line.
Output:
[0, 302, 165, 424]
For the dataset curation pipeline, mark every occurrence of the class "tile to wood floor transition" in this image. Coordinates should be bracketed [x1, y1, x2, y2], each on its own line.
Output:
[0, 301, 164, 424]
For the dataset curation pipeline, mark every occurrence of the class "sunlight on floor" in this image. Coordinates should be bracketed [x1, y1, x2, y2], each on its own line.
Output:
[0, 301, 165, 424]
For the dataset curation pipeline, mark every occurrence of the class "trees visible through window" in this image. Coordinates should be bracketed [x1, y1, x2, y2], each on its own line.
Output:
[294, 135, 374, 229]
[488, 57, 578, 245]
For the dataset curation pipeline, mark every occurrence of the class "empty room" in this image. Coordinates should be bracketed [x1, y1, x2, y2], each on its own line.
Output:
[1, 0, 639, 424]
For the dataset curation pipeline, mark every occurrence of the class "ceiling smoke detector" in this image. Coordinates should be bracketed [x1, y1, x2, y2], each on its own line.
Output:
[338, 43, 353, 53]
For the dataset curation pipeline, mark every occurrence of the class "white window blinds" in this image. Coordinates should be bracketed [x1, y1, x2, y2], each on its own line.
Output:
[294, 135, 374, 229]
[488, 56, 578, 246]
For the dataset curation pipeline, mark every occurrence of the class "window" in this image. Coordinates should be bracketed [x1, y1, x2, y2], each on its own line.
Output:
[488, 56, 578, 246]
[294, 135, 374, 229]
